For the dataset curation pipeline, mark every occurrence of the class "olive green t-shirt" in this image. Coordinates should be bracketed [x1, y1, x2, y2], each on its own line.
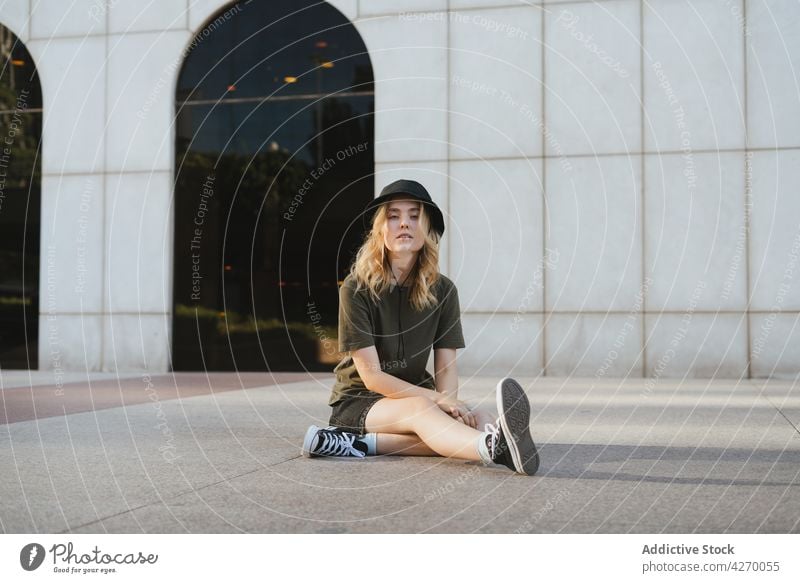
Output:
[328, 273, 466, 406]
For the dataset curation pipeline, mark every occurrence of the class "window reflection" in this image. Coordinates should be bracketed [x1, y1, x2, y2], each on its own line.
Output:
[0, 25, 41, 369]
[172, 0, 374, 371]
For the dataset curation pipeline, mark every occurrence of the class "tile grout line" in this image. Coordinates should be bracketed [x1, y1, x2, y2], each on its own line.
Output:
[28, 28, 191, 42]
[541, 2, 548, 376]
[101, 0, 109, 371]
[42, 169, 173, 177]
[749, 379, 800, 437]
[743, 0, 752, 380]
[640, 0, 647, 376]
[38, 310, 800, 316]
[446, 0, 451, 278]
[56, 456, 300, 534]
[371, 145, 800, 166]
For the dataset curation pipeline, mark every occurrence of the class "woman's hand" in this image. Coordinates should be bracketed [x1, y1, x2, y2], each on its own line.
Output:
[435, 395, 477, 429]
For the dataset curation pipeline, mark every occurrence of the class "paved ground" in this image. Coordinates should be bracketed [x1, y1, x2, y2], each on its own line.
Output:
[1, 371, 798, 533]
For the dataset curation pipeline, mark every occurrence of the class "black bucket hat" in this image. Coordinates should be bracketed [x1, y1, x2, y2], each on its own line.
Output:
[362, 179, 445, 236]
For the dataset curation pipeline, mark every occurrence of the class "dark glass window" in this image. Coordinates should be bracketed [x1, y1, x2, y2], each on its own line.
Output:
[173, 0, 374, 371]
[0, 25, 41, 369]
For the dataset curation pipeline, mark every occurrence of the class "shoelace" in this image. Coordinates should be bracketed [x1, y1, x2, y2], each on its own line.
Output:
[316, 429, 366, 458]
[484, 422, 501, 460]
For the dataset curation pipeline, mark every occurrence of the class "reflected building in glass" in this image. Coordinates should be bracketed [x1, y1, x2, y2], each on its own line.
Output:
[171, 0, 373, 371]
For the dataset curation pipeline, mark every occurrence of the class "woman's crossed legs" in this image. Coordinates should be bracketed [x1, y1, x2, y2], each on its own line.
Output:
[366, 396, 497, 459]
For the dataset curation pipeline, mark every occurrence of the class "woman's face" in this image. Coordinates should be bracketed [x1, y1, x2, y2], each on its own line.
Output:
[382, 199, 425, 256]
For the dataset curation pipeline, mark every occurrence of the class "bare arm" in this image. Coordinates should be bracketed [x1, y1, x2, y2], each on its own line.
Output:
[433, 348, 459, 398]
[434, 347, 477, 428]
[351, 346, 445, 402]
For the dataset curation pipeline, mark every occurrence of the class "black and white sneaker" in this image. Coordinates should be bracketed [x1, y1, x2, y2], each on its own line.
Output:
[485, 377, 539, 475]
[302, 425, 368, 458]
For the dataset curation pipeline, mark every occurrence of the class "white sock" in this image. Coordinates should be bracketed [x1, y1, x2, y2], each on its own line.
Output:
[359, 432, 377, 455]
[476, 432, 493, 465]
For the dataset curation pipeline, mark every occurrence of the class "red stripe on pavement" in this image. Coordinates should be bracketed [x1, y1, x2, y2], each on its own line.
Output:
[0, 372, 333, 425]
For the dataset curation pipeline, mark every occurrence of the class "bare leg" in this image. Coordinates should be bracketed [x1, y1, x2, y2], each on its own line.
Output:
[376, 433, 438, 456]
[365, 396, 485, 461]
[471, 406, 498, 430]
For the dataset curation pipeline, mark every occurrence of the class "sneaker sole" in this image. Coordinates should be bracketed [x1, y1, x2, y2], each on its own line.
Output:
[495, 378, 540, 476]
[301, 425, 320, 458]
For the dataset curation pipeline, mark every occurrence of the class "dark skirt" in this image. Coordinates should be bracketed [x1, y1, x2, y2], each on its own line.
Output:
[328, 394, 385, 435]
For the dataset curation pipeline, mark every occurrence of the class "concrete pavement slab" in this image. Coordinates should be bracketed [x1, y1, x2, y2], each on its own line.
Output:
[1, 374, 797, 533]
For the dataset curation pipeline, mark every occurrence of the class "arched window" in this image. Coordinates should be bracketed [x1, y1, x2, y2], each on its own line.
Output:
[173, 0, 374, 371]
[0, 24, 41, 369]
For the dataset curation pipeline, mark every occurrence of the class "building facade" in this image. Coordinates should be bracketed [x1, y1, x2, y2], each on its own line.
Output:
[0, 0, 798, 379]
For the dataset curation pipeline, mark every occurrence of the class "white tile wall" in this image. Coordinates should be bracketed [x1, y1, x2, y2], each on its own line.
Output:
[644, 313, 748, 378]
[359, 0, 447, 17]
[449, 6, 542, 159]
[748, 150, 800, 311]
[105, 172, 173, 313]
[546, 0, 616, 3]
[643, 0, 745, 151]
[449, 158, 543, 312]
[13, 0, 799, 377]
[30, 0, 106, 38]
[189, 0, 357, 38]
[40, 174, 104, 313]
[373, 162, 450, 274]
[109, 0, 188, 34]
[106, 30, 191, 172]
[546, 313, 643, 377]
[459, 312, 543, 376]
[545, 154, 642, 311]
[746, 0, 800, 148]
[354, 13, 448, 162]
[102, 313, 170, 372]
[545, 0, 641, 156]
[188, 0, 231, 33]
[750, 313, 800, 379]
[1, 0, 30, 41]
[326, 0, 358, 21]
[28, 36, 106, 174]
[38, 313, 103, 371]
[451, 0, 538, 8]
[645, 151, 747, 311]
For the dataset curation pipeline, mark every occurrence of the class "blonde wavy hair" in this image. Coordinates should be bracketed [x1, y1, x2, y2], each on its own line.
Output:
[349, 200, 441, 311]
